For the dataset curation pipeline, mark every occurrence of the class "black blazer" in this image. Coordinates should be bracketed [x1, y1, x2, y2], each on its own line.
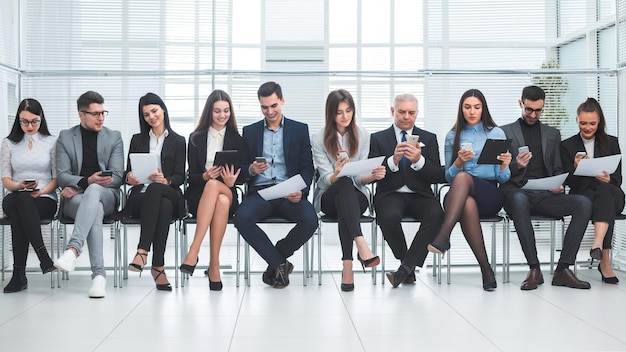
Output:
[560, 133, 622, 193]
[123, 130, 186, 217]
[369, 125, 444, 201]
[239, 117, 314, 197]
[185, 130, 243, 215]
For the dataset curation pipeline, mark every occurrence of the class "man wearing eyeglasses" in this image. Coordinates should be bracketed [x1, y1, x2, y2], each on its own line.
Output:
[501, 85, 592, 291]
[53, 90, 124, 298]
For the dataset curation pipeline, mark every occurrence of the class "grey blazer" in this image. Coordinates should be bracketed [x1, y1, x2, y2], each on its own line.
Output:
[56, 125, 124, 199]
[311, 125, 371, 214]
[500, 119, 563, 193]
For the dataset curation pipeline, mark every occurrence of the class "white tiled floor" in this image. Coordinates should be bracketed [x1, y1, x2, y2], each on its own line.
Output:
[2, 225, 626, 352]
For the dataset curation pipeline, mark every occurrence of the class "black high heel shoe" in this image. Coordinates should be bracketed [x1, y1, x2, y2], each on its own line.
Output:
[356, 254, 380, 273]
[590, 247, 602, 261]
[180, 257, 199, 276]
[427, 242, 451, 258]
[208, 266, 223, 291]
[598, 265, 619, 284]
[341, 271, 354, 292]
[482, 268, 497, 291]
[128, 252, 147, 276]
[151, 267, 172, 291]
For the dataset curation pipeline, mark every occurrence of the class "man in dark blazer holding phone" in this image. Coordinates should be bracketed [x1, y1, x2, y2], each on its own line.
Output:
[53, 91, 124, 298]
[369, 94, 445, 287]
[501, 85, 592, 291]
[233, 81, 317, 288]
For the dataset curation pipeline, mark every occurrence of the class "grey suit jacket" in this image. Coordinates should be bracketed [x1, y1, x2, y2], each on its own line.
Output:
[56, 125, 124, 199]
[500, 119, 563, 193]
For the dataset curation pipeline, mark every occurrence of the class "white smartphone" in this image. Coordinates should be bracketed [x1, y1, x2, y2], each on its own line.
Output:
[336, 150, 349, 159]
[576, 151, 587, 156]
[518, 146, 529, 154]
[406, 134, 420, 146]
[460, 143, 473, 152]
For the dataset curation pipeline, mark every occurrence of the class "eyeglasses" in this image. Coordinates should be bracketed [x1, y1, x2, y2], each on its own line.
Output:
[523, 106, 544, 115]
[81, 110, 109, 117]
[19, 119, 41, 127]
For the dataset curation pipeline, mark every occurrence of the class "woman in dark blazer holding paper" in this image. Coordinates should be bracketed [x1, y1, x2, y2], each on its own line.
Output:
[560, 98, 624, 284]
[180, 90, 242, 290]
[124, 93, 186, 291]
[427, 89, 511, 291]
[311, 89, 385, 291]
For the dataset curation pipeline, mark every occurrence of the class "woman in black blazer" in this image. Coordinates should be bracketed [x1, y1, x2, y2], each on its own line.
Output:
[124, 93, 186, 291]
[560, 98, 624, 284]
[180, 90, 242, 290]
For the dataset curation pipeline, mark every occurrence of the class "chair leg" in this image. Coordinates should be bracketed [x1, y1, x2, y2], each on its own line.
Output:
[447, 249, 451, 284]
[236, 230, 241, 287]
[174, 220, 180, 288]
[550, 220, 556, 274]
[317, 225, 322, 285]
[380, 227, 386, 285]
[491, 222, 497, 274]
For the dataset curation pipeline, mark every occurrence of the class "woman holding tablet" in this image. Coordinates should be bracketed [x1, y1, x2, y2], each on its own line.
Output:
[124, 93, 186, 291]
[427, 89, 511, 291]
[560, 97, 624, 284]
[180, 90, 242, 290]
[2, 99, 58, 293]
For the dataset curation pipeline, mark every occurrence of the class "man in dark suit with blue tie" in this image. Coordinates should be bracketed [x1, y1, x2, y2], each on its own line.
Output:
[234, 81, 318, 288]
[369, 94, 445, 287]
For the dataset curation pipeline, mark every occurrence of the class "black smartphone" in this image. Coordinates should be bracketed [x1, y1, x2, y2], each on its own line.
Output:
[255, 157, 266, 164]
[101, 170, 113, 177]
[24, 179, 37, 184]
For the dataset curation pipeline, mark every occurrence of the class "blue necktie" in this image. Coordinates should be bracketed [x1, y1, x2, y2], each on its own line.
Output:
[401, 131, 409, 170]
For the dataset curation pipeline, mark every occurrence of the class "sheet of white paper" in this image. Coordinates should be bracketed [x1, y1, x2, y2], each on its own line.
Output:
[129, 153, 160, 184]
[521, 173, 569, 190]
[573, 154, 621, 177]
[257, 174, 307, 201]
[337, 156, 385, 177]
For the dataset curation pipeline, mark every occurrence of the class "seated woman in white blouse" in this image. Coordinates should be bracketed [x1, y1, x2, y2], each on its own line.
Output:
[2, 98, 58, 293]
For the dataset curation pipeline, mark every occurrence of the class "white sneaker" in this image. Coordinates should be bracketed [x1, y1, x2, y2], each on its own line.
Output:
[88, 275, 106, 298]
[54, 249, 77, 272]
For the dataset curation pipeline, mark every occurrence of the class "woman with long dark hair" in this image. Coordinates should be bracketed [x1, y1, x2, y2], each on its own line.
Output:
[124, 93, 186, 291]
[179, 90, 242, 291]
[2, 98, 58, 293]
[311, 89, 385, 291]
[427, 89, 511, 291]
[560, 97, 624, 284]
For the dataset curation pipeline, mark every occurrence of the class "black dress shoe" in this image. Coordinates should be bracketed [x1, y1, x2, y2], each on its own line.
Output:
[340, 283, 354, 292]
[520, 268, 544, 290]
[403, 271, 416, 284]
[589, 248, 602, 261]
[552, 268, 591, 289]
[598, 266, 619, 284]
[386, 265, 411, 288]
[262, 266, 275, 286]
[272, 261, 293, 289]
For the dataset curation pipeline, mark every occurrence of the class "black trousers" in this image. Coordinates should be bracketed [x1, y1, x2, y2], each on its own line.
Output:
[320, 177, 369, 260]
[374, 192, 444, 268]
[579, 183, 625, 249]
[129, 183, 183, 267]
[2, 192, 57, 266]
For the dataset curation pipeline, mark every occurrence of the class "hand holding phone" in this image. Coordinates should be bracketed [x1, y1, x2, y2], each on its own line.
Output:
[100, 170, 113, 177]
[406, 135, 420, 147]
[576, 151, 587, 157]
[460, 143, 473, 152]
[518, 146, 529, 154]
[255, 157, 267, 164]
[336, 150, 348, 159]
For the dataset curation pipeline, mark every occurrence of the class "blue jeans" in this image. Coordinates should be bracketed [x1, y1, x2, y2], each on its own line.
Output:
[234, 194, 318, 268]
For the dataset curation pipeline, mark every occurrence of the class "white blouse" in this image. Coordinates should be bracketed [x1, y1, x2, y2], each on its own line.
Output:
[205, 126, 226, 170]
[1, 133, 58, 201]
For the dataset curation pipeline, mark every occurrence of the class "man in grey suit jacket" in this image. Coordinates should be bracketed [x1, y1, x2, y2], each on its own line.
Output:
[53, 91, 124, 298]
[501, 85, 592, 291]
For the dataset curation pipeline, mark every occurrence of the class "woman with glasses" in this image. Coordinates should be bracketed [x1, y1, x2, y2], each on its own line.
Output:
[311, 89, 385, 291]
[560, 98, 624, 284]
[122, 93, 186, 291]
[427, 89, 511, 291]
[179, 90, 242, 291]
[1, 98, 58, 293]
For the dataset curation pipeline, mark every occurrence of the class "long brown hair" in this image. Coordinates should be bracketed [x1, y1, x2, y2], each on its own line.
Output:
[323, 89, 358, 158]
[577, 97, 609, 155]
[190, 89, 239, 146]
[451, 89, 497, 158]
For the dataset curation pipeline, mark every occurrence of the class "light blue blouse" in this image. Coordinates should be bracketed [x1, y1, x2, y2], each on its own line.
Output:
[444, 122, 510, 184]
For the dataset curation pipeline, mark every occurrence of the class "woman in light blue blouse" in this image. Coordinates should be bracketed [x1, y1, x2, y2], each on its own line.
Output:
[427, 89, 511, 291]
[1, 99, 58, 293]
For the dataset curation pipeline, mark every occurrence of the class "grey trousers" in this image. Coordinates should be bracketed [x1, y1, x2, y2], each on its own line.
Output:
[63, 184, 118, 278]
